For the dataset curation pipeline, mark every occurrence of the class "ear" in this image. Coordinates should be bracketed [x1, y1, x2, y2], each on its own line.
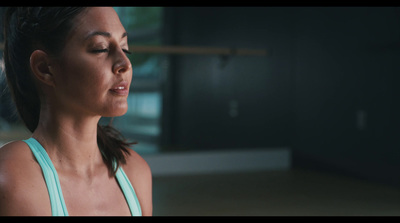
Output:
[30, 50, 56, 87]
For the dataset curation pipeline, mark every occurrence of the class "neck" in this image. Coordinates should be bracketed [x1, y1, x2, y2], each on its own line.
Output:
[32, 102, 103, 177]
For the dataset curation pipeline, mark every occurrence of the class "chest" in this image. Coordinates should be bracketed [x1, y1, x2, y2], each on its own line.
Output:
[59, 174, 131, 216]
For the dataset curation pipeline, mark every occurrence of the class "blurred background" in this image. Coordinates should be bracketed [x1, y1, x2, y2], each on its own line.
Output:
[0, 6, 400, 216]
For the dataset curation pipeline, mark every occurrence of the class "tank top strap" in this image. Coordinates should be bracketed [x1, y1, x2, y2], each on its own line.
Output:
[115, 167, 142, 216]
[23, 138, 69, 216]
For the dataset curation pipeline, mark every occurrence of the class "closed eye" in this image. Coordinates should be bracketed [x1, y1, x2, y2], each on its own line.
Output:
[91, 48, 131, 55]
[92, 48, 109, 53]
[123, 49, 132, 55]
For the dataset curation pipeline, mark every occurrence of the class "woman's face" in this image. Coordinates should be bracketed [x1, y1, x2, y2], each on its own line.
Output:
[50, 7, 132, 118]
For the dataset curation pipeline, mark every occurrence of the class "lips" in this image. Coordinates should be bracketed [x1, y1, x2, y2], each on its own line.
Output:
[110, 81, 129, 96]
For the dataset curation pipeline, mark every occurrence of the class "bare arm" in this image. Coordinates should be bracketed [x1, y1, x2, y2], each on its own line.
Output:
[0, 141, 51, 216]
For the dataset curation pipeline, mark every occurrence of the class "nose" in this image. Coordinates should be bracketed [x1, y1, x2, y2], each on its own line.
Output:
[112, 48, 132, 75]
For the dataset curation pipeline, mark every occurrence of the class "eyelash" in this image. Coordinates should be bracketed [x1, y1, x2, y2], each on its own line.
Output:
[92, 48, 132, 55]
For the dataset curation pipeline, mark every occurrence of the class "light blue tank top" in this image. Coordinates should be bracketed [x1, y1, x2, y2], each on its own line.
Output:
[23, 138, 142, 216]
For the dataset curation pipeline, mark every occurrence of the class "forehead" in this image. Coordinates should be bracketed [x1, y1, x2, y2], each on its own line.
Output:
[71, 7, 126, 41]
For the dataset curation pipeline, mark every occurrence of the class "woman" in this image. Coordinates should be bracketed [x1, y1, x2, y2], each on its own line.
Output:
[0, 7, 152, 216]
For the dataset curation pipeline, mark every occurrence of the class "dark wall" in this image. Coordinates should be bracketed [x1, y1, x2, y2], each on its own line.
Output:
[163, 7, 400, 186]
[165, 7, 295, 150]
[292, 7, 400, 187]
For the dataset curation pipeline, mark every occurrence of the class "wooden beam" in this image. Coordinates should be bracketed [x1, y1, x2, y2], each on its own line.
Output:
[129, 45, 268, 56]
[0, 42, 267, 56]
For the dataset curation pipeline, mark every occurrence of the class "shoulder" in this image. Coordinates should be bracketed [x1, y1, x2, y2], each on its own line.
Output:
[123, 149, 152, 179]
[0, 140, 37, 188]
[122, 149, 152, 216]
[0, 140, 51, 216]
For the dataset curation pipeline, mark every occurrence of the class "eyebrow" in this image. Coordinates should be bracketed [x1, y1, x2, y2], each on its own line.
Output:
[85, 31, 128, 40]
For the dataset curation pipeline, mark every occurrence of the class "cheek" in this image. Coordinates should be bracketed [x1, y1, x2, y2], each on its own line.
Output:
[57, 53, 108, 88]
[73, 70, 112, 103]
[67, 68, 129, 116]
[54, 57, 110, 103]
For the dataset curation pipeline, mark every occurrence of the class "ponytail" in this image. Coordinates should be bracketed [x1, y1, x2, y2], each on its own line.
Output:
[3, 7, 40, 132]
[97, 123, 136, 176]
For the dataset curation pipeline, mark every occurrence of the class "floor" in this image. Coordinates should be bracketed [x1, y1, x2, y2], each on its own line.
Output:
[152, 169, 400, 216]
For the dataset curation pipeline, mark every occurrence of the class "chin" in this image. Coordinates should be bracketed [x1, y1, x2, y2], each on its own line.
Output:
[113, 110, 128, 117]
[102, 103, 128, 117]
[108, 107, 128, 117]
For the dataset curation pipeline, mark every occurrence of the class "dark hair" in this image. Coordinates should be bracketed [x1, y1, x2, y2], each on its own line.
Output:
[3, 7, 134, 176]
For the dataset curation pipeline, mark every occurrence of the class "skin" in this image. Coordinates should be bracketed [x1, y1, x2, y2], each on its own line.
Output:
[0, 7, 152, 216]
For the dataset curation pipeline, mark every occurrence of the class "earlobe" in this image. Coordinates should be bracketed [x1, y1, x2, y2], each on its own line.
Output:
[30, 50, 55, 87]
